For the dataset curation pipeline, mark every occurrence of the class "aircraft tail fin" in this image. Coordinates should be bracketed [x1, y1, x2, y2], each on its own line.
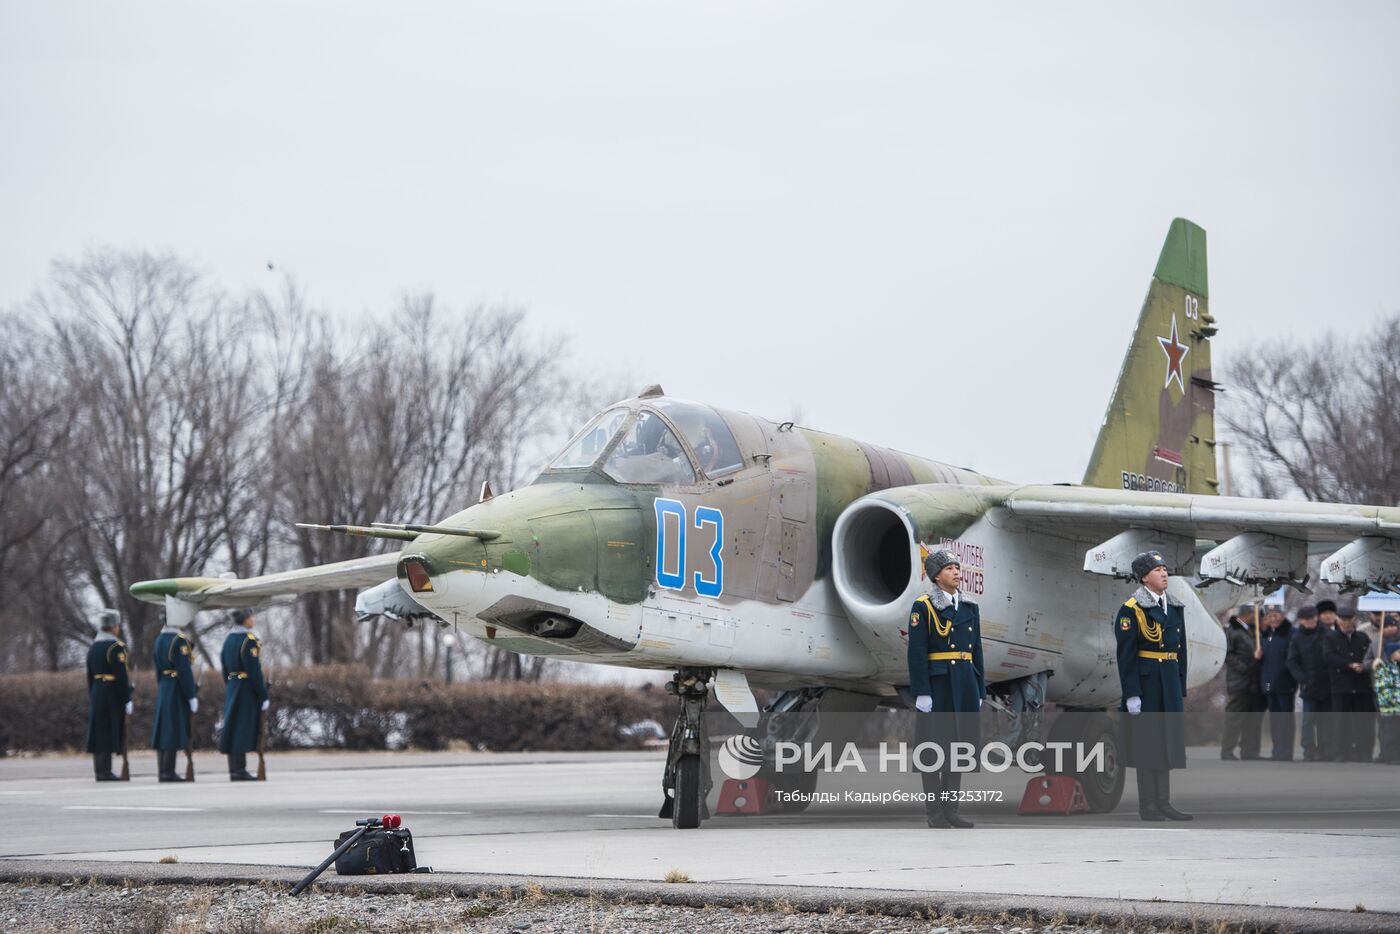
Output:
[1082, 218, 1220, 496]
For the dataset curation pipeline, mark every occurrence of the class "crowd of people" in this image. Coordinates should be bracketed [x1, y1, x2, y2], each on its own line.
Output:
[1220, 599, 1400, 763]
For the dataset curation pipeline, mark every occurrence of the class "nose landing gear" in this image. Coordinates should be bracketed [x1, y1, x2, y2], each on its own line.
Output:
[657, 667, 714, 829]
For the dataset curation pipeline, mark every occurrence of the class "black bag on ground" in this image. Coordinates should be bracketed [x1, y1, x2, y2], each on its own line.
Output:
[333, 827, 417, 875]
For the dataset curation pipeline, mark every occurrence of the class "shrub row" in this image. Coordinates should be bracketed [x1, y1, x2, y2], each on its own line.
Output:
[0, 666, 673, 755]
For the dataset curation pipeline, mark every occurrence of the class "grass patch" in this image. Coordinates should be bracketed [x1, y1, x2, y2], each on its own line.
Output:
[663, 869, 692, 884]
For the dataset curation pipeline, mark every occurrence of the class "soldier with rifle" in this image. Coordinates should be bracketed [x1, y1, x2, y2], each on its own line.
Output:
[86, 609, 132, 782]
[219, 608, 269, 781]
[151, 610, 199, 781]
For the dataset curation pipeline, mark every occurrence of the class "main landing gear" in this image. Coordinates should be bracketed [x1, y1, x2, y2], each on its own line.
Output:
[658, 667, 713, 829]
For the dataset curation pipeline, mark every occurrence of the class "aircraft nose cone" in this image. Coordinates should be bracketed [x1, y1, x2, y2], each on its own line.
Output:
[396, 550, 488, 618]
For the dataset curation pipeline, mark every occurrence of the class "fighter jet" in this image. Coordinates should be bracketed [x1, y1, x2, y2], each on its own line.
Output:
[131, 219, 1400, 828]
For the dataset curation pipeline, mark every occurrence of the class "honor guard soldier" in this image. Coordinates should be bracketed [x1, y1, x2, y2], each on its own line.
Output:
[86, 609, 132, 782]
[219, 608, 268, 781]
[907, 548, 985, 829]
[1115, 551, 1191, 821]
[151, 611, 199, 781]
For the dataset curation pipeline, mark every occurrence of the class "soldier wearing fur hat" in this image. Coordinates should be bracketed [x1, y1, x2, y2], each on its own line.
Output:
[219, 608, 268, 781]
[907, 548, 985, 829]
[86, 609, 132, 781]
[151, 610, 199, 781]
[1114, 551, 1190, 821]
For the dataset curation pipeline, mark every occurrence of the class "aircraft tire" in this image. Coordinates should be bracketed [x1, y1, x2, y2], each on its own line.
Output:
[1047, 711, 1125, 813]
[672, 755, 704, 829]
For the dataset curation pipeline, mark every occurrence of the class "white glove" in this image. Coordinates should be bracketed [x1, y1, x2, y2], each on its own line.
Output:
[1126, 696, 1142, 715]
[260, 700, 270, 711]
[189, 697, 199, 713]
[124, 701, 133, 716]
[915, 695, 933, 713]
[978, 698, 983, 709]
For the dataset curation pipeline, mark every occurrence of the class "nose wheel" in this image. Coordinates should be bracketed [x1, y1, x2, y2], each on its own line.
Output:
[657, 667, 713, 829]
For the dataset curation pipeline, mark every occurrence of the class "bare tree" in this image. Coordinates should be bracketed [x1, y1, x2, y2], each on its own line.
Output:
[265, 294, 574, 673]
[1, 246, 622, 680]
[1222, 313, 1400, 505]
[0, 311, 82, 670]
[17, 249, 273, 663]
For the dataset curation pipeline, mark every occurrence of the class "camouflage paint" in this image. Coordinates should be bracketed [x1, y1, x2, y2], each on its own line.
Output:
[1083, 218, 1219, 496]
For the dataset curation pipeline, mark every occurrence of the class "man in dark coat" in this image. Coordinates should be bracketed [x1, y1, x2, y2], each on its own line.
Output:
[1286, 605, 1330, 761]
[219, 609, 268, 781]
[151, 613, 199, 781]
[1258, 608, 1296, 761]
[1220, 605, 1264, 760]
[1114, 551, 1191, 821]
[908, 548, 984, 829]
[1324, 606, 1373, 761]
[86, 609, 132, 781]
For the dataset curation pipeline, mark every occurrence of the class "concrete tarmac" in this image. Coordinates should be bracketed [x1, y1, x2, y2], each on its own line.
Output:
[3, 747, 1398, 921]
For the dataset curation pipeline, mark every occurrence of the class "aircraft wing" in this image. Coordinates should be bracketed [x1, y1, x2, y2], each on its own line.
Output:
[1000, 485, 1400, 588]
[129, 552, 403, 609]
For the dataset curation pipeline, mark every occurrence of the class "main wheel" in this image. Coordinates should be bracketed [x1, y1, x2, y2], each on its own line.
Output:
[1048, 711, 1125, 813]
[672, 755, 704, 829]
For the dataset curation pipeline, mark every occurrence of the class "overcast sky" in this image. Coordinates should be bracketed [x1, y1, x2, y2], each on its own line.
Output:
[3, 2, 1397, 485]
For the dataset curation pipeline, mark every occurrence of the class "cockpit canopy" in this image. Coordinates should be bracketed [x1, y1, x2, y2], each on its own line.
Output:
[546, 398, 745, 484]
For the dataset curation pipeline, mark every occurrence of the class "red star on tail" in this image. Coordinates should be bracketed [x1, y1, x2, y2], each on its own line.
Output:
[1157, 315, 1190, 392]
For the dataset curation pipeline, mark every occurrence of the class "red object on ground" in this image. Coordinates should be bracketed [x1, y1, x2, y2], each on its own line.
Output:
[1017, 775, 1089, 815]
[715, 777, 776, 815]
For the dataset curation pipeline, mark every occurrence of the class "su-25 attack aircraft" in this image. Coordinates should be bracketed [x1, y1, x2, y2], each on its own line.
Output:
[133, 219, 1400, 828]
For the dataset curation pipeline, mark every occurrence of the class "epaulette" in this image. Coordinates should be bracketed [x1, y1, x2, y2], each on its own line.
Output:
[1125, 597, 1138, 609]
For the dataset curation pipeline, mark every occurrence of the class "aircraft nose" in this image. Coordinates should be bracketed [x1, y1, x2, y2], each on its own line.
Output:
[396, 546, 488, 616]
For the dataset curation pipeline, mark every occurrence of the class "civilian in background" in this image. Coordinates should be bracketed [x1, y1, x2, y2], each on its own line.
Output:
[1259, 607, 1296, 761]
[1325, 606, 1374, 762]
[1286, 605, 1330, 762]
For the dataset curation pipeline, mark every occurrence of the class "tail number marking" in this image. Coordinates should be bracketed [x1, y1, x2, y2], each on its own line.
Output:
[654, 498, 725, 597]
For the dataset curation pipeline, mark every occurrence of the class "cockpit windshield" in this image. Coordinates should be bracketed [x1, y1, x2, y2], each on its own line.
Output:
[649, 399, 745, 476]
[546, 398, 745, 483]
[603, 411, 695, 485]
[549, 407, 630, 469]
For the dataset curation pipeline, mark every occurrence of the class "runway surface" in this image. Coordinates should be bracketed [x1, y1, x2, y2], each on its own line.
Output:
[3, 747, 1398, 916]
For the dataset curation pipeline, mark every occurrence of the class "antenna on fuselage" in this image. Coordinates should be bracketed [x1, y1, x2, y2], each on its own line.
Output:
[638, 384, 665, 398]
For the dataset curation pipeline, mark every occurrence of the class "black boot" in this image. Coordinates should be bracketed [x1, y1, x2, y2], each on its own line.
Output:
[228, 752, 255, 781]
[1136, 769, 1165, 821]
[922, 764, 949, 827]
[158, 749, 184, 782]
[94, 752, 119, 782]
[1155, 770, 1192, 821]
[942, 771, 974, 829]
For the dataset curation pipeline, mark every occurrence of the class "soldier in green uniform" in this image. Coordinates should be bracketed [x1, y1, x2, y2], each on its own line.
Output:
[908, 549, 985, 828]
[151, 611, 199, 781]
[86, 609, 132, 782]
[1115, 551, 1191, 821]
[219, 609, 268, 781]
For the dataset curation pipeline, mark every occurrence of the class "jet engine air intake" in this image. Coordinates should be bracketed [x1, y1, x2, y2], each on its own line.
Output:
[831, 499, 917, 622]
[831, 485, 1003, 633]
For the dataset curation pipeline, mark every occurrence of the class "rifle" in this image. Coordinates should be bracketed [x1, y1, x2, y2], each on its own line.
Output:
[120, 709, 130, 782]
[256, 706, 267, 781]
[185, 708, 196, 782]
[290, 814, 400, 896]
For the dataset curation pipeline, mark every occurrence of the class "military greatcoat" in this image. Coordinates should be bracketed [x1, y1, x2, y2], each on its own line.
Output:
[86, 634, 131, 755]
[907, 588, 985, 749]
[151, 627, 198, 750]
[219, 628, 268, 754]
[1114, 586, 1189, 770]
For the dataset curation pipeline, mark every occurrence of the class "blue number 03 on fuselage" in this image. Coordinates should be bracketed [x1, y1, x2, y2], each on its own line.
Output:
[653, 498, 724, 597]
